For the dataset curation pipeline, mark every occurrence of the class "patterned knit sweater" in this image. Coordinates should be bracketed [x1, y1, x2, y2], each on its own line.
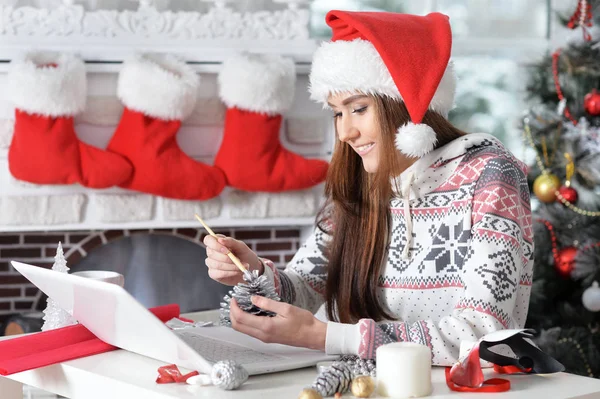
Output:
[261, 133, 534, 366]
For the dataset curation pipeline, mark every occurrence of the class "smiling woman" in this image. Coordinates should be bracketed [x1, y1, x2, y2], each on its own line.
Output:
[328, 94, 381, 173]
[203, 9, 534, 366]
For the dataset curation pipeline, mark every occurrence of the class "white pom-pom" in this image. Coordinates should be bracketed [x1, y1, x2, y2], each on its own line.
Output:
[395, 123, 438, 158]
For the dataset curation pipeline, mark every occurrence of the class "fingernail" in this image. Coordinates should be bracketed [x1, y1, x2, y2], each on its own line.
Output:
[220, 247, 228, 254]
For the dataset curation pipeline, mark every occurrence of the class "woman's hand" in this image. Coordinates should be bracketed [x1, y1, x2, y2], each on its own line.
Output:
[230, 296, 327, 351]
[203, 234, 263, 286]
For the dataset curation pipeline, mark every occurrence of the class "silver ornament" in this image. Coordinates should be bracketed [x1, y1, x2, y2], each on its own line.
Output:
[211, 360, 249, 390]
[312, 360, 353, 397]
[339, 355, 376, 377]
[582, 281, 600, 312]
[220, 269, 280, 326]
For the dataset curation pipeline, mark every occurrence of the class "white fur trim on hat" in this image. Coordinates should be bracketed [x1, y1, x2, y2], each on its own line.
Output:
[8, 52, 86, 117]
[118, 53, 199, 121]
[218, 53, 296, 115]
[309, 39, 456, 117]
[395, 123, 438, 158]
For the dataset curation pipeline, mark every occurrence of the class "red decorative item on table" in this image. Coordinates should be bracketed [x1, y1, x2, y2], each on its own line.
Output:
[156, 364, 199, 384]
[584, 89, 600, 116]
[447, 342, 485, 389]
[447, 329, 564, 393]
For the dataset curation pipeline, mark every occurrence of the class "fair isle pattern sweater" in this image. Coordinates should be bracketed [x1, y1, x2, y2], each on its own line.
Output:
[261, 133, 534, 366]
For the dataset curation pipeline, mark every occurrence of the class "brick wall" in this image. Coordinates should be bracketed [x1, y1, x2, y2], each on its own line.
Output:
[0, 227, 301, 318]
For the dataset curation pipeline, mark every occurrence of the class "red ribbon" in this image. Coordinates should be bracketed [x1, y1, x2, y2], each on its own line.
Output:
[552, 49, 579, 126]
[445, 367, 511, 393]
[445, 363, 532, 392]
[156, 364, 199, 384]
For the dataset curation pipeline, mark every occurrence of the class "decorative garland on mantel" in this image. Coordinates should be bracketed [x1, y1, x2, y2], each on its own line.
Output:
[0, 0, 315, 61]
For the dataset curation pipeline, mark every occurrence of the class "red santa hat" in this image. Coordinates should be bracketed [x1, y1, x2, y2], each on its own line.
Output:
[309, 10, 456, 158]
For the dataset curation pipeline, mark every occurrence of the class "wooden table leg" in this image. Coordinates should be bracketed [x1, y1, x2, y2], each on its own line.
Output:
[0, 376, 23, 399]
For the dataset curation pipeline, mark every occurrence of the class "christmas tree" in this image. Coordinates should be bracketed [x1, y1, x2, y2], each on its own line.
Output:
[41, 242, 78, 331]
[524, 0, 600, 378]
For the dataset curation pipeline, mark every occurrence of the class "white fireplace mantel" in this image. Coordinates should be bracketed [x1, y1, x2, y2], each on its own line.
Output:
[0, 0, 332, 232]
[0, 1, 317, 62]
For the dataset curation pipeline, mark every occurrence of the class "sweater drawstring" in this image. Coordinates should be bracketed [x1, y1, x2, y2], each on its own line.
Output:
[401, 172, 415, 259]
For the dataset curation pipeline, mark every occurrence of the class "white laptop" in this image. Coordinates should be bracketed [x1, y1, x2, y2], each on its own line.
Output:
[11, 261, 337, 375]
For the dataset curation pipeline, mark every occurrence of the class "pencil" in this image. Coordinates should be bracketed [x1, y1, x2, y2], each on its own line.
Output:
[194, 214, 249, 275]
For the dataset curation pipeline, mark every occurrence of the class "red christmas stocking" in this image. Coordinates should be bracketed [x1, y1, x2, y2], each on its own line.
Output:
[7, 52, 132, 188]
[215, 53, 329, 192]
[107, 54, 226, 200]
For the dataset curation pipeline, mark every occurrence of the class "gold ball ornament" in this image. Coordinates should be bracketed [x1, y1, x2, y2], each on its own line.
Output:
[297, 388, 323, 399]
[351, 375, 375, 398]
[533, 173, 561, 203]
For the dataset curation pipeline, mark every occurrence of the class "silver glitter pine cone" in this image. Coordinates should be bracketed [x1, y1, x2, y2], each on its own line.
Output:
[211, 360, 249, 390]
[220, 269, 280, 326]
[312, 361, 353, 397]
[339, 355, 377, 377]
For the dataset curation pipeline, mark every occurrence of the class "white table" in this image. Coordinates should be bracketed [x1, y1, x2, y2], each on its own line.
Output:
[2, 310, 600, 399]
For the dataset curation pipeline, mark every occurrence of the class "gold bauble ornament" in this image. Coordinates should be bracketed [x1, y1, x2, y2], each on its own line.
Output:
[297, 387, 323, 399]
[351, 375, 375, 398]
[533, 173, 560, 203]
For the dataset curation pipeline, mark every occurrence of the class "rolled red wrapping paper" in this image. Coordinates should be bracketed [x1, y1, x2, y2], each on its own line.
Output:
[0, 303, 180, 375]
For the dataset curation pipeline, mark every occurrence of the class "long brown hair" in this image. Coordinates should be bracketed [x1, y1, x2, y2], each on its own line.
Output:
[319, 95, 467, 323]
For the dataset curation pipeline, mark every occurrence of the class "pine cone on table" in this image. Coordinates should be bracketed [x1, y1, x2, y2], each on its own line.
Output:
[312, 361, 353, 397]
[339, 355, 377, 377]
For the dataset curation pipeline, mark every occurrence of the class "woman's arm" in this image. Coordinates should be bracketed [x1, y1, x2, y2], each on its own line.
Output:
[204, 223, 331, 315]
[325, 155, 534, 365]
[260, 227, 331, 314]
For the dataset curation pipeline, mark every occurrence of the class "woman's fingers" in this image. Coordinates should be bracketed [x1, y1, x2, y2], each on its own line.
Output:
[218, 237, 248, 253]
[205, 258, 238, 272]
[203, 234, 231, 254]
[230, 299, 272, 341]
[206, 247, 232, 263]
[250, 296, 289, 316]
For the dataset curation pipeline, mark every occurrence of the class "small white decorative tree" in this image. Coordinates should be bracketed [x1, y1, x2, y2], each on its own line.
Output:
[41, 242, 78, 331]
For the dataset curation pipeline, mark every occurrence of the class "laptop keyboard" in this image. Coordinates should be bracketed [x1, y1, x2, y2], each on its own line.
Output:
[176, 331, 286, 365]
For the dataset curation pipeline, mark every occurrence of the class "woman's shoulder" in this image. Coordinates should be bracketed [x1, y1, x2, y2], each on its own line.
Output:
[458, 133, 528, 177]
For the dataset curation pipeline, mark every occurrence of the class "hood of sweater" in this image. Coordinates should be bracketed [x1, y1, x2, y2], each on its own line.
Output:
[391, 132, 525, 258]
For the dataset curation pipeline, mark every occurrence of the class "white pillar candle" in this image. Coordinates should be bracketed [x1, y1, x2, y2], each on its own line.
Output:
[376, 342, 432, 398]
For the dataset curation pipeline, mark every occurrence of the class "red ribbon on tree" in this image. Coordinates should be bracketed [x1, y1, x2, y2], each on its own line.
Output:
[567, 0, 593, 41]
[552, 49, 578, 125]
